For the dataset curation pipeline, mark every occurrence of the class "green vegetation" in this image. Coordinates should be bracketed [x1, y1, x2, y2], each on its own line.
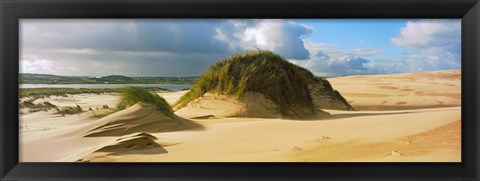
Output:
[55, 105, 84, 115]
[20, 73, 197, 84]
[19, 87, 169, 99]
[19, 88, 117, 99]
[19, 99, 36, 108]
[174, 50, 319, 119]
[90, 106, 117, 118]
[116, 87, 174, 117]
[20, 100, 58, 113]
[19, 87, 172, 117]
[313, 77, 355, 111]
[20, 99, 56, 109]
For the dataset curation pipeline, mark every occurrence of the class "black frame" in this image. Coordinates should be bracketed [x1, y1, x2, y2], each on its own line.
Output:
[1, 0, 479, 180]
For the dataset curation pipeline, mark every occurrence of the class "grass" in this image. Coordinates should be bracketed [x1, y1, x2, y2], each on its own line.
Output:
[90, 108, 117, 118]
[116, 87, 174, 117]
[174, 50, 320, 119]
[20, 99, 58, 113]
[19, 87, 173, 118]
[18, 97, 83, 115]
[55, 105, 83, 115]
[19, 99, 36, 108]
[313, 77, 355, 110]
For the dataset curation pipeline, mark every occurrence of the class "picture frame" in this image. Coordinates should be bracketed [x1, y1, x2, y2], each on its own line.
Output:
[1, 0, 479, 180]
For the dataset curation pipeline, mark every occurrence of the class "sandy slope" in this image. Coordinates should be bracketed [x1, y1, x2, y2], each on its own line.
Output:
[327, 70, 461, 110]
[75, 107, 459, 162]
[174, 92, 281, 119]
[20, 106, 460, 162]
[19, 70, 461, 162]
[82, 102, 201, 137]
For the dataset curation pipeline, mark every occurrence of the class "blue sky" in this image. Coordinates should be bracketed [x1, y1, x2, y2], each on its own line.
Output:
[296, 19, 405, 59]
[20, 19, 461, 77]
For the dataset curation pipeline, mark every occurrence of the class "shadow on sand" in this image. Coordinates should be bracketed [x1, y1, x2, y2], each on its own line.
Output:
[328, 111, 413, 120]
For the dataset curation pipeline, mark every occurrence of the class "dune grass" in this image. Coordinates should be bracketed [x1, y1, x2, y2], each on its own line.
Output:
[116, 87, 174, 117]
[314, 77, 355, 110]
[55, 105, 83, 115]
[174, 50, 319, 119]
[21, 100, 58, 113]
[90, 107, 117, 118]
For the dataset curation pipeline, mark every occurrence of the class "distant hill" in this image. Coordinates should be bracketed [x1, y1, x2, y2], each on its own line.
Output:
[19, 73, 197, 84]
[99, 75, 134, 82]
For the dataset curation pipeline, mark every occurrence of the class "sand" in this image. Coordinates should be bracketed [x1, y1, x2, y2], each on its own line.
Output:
[327, 70, 461, 110]
[174, 92, 281, 119]
[83, 102, 201, 137]
[19, 70, 461, 162]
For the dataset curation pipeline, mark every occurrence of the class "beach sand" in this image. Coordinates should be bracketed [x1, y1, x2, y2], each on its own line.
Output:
[19, 70, 461, 162]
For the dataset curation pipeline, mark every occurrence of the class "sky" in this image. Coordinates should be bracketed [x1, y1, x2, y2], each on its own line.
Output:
[20, 19, 461, 77]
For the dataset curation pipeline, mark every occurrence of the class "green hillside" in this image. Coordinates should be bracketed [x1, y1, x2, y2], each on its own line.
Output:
[20, 74, 197, 84]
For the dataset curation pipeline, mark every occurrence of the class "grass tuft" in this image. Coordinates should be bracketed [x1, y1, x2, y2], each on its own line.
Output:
[55, 105, 83, 115]
[116, 87, 174, 117]
[20, 100, 58, 112]
[90, 108, 117, 118]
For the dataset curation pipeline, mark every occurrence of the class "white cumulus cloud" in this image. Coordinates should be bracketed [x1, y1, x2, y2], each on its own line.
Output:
[390, 19, 461, 72]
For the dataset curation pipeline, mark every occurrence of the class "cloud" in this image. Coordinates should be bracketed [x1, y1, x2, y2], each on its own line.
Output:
[289, 40, 384, 77]
[20, 19, 314, 76]
[21, 19, 231, 54]
[20, 19, 460, 77]
[22, 19, 313, 57]
[303, 41, 382, 58]
[391, 20, 460, 48]
[291, 48, 371, 77]
[21, 20, 241, 76]
[240, 20, 313, 59]
[214, 20, 313, 60]
[22, 48, 228, 77]
[20, 56, 55, 73]
[389, 19, 461, 72]
[293, 19, 461, 77]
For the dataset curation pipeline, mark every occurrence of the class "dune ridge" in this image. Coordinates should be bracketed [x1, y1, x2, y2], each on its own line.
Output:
[77, 132, 167, 162]
[84, 102, 202, 137]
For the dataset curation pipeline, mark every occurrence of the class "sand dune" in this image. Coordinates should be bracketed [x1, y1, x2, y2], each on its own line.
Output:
[174, 93, 247, 118]
[74, 107, 459, 162]
[83, 102, 202, 137]
[19, 70, 461, 162]
[78, 132, 167, 162]
[175, 92, 280, 119]
[21, 105, 460, 162]
[327, 70, 461, 110]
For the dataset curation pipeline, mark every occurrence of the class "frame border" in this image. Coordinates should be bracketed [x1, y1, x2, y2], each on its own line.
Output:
[1, 0, 479, 180]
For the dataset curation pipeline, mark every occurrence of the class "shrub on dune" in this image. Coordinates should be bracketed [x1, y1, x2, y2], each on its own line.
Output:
[174, 50, 324, 119]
